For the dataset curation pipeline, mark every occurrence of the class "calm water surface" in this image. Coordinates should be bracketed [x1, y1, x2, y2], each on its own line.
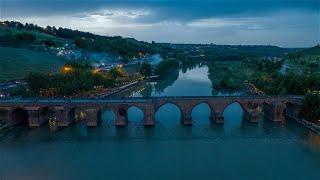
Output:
[1, 66, 320, 180]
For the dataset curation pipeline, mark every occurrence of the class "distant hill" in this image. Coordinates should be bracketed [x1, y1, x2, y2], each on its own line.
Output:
[283, 45, 320, 75]
[299, 45, 320, 55]
[1, 21, 298, 59]
[0, 47, 65, 82]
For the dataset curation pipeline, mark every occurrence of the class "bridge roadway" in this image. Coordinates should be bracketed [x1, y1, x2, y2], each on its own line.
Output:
[0, 95, 303, 127]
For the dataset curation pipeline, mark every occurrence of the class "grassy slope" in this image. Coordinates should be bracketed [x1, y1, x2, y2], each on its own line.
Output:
[0, 47, 65, 81]
[0, 27, 71, 45]
[284, 46, 320, 74]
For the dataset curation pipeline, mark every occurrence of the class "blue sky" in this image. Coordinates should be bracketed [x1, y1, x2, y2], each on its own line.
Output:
[1, 0, 319, 47]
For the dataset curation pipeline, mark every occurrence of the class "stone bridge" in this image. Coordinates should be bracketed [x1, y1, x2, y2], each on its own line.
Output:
[0, 96, 303, 127]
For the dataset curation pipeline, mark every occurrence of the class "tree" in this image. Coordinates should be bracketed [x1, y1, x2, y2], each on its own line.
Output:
[110, 67, 126, 78]
[0, 33, 15, 46]
[155, 60, 179, 77]
[43, 39, 56, 47]
[26, 73, 50, 94]
[139, 63, 152, 77]
[300, 93, 320, 122]
[10, 85, 33, 97]
[219, 78, 228, 88]
[15, 32, 36, 44]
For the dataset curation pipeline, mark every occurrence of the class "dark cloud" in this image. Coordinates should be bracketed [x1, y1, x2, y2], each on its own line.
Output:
[1, 0, 318, 19]
[1, 0, 319, 47]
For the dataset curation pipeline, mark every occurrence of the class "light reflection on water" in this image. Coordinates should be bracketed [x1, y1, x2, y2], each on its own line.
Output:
[1, 65, 320, 179]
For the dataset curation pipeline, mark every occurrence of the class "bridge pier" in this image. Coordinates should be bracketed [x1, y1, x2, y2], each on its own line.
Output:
[243, 107, 260, 123]
[115, 106, 128, 127]
[182, 116, 192, 125]
[0, 107, 11, 124]
[85, 108, 100, 127]
[285, 103, 301, 121]
[143, 107, 155, 126]
[54, 107, 73, 127]
[180, 106, 193, 125]
[263, 102, 286, 122]
[211, 111, 224, 124]
[26, 107, 47, 127]
[144, 114, 155, 126]
[115, 115, 127, 126]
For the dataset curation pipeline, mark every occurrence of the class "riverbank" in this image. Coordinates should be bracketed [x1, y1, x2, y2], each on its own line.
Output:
[100, 80, 145, 97]
[0, 121, 12, 137]
[287, 114, 320, 135]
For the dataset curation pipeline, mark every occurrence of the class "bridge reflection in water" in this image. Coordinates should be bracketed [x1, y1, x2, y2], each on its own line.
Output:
[0, 96, 303, 128]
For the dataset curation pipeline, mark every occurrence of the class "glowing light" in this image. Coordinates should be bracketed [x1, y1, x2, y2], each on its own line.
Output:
[92, 69, 99, 74]
[61, 65, 74, 74]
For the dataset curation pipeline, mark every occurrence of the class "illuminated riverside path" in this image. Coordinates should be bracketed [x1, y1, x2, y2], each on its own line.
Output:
[0, 95, 303, 128]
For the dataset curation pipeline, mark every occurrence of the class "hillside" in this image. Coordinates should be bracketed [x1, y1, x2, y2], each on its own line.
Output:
[283, 45, 320, 75]
[0, 47, 65, 82]
[1, 21, 295, 60]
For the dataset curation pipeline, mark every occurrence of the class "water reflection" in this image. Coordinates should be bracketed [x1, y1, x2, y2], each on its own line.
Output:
[223, 102, 243, 131]
[191, 103, 211, 126]
[308, 132, 320, 151]
[127, 106, 144, 124]
[100, 108, 115, 125]
[124, 65, 245, 97]
[155, 103, 182, 128]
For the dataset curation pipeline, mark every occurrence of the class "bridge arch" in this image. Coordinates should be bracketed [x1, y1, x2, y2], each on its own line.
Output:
[67, 107, 76, 123]
[222, 101, 246, 126]
[99, 106, 116, 125]
[282, 101, 296, 120]
[155, 102, 182, 125]
[155, 101, 183, 112]
[11, 107, 29, 126]
[190, 102, 212, 124]
[222, 100, 247, 114]
[39, 106, 56, 124]
[127, 106, 145, 123]
[117, 107, 127, 117]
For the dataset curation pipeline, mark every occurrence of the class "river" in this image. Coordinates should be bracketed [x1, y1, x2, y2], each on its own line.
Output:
[0, 65, 320, 179]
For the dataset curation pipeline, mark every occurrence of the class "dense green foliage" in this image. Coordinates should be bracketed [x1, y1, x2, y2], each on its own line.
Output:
[282, 45, 320, 75]
[155, 60, 179, 77]
[252, 72, 320, 95]
[208, 61, 251, 89]
[110, 67, 126, 78]
[0, 32, 36, 47]
[75, 37, 155, 59]
[300, 93, 320, 121]
[22, 62, 115, 96]
[42, 39, 56, 47]
[251, 47, 320, 95]
[207, 47, 320, 95]
[139, 63, 152, 77]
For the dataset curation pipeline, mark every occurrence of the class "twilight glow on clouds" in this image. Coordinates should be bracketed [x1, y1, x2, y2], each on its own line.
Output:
[0, 0, 319, 47]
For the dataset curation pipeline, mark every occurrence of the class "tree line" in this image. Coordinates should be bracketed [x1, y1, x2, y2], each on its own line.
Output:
[11, 61, 115, 97]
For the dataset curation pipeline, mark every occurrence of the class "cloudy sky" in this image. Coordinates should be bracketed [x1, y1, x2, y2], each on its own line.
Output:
[1, 0, 319, 47]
